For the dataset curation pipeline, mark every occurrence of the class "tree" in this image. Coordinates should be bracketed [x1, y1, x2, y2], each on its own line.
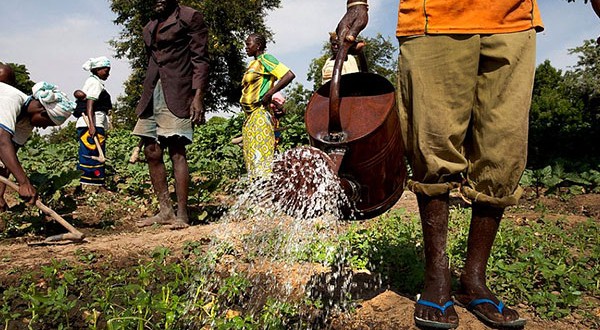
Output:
[566, 39, 600, 100]
[529, 60, 582, 167]
[306, 33, 398, 91]
[529, 40, 600, 169]
[282, 83, 312, 116]
[564, 40, 600, 161]
[109, 0, 282, 129]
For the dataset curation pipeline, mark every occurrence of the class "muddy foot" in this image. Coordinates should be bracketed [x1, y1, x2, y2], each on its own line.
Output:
[165, 210, 189, 230]
[136, 212, 177, 228]
[165, 220, 190, 230]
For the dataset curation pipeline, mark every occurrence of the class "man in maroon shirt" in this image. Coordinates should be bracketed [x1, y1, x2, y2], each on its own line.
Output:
[134, 0, 209, 229]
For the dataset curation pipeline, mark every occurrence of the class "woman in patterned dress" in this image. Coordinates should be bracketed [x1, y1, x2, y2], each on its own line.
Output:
[240, 33, 295, 178]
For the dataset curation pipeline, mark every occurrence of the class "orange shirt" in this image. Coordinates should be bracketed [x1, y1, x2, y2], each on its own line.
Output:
[396, 0, 544, 36]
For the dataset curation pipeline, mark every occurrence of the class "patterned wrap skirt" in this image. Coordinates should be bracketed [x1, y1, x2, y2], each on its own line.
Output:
[242, 107, 275, 178]
[77, 127, 106, 185]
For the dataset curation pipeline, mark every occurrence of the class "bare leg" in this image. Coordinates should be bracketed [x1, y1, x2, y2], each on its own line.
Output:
[0, 185, 6, 211]
[166, 141, 189, 229]
[455, 203, 523, 325]
[0, 180, 5, 230]
[0, 169, 8, 211]
[414, 193, 459, 327]
[136, 140, 177, 227]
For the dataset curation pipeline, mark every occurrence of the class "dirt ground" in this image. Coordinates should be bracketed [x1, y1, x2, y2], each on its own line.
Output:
[1, 190, 598, 329]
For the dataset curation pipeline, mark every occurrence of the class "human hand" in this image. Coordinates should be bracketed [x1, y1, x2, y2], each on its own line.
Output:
[261, 93, 273, 108]
[88, 125, 97, 138]
[336, 2, 369, 44]
[191, 98, 206, 125]
[18, 182, 37, 205]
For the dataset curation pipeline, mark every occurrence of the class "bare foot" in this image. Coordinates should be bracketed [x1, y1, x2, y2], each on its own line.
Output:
[165, 219, 189, 230]
[136, 211, 177, 228]
[165, 209, 190, 230]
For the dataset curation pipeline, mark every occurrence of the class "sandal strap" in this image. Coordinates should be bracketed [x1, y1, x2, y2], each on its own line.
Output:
[467, 298, 504, 314]
[417, 299, 454, 314]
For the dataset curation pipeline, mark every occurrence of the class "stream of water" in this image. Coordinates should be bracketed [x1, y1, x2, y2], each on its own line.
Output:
[181, 146, 375, 328]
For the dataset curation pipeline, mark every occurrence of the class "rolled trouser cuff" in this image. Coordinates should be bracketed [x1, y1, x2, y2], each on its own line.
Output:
[408, 180, 523, 208]
[407, 180, 460, 196]
[461, 185, 523, 208]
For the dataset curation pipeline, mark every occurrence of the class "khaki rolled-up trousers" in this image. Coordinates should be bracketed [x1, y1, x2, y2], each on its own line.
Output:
[397, 29, 536, 207]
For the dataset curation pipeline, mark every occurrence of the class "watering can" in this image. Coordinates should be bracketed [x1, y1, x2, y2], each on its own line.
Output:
[305, 42, 407, 219]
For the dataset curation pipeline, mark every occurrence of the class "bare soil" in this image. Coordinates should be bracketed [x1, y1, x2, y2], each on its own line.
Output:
[1, 189, 598, 329]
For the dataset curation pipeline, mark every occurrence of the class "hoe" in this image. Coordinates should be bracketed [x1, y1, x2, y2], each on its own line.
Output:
[0, 176, 85, 245]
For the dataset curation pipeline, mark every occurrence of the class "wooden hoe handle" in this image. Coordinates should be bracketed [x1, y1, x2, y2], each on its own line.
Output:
[0, 176, 85, 241]
[81, 115, 106, 162]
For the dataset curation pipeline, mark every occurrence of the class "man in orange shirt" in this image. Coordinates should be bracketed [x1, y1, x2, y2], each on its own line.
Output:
[337, 1, 548, 328]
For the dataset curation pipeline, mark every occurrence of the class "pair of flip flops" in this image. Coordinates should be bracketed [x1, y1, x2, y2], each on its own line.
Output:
[414, 297, 526, 329]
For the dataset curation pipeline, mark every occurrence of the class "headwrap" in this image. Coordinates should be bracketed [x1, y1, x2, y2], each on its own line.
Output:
[82, 56, 111, 71]
[272, 92, 285, 105]
[270, 92, 286, 119]
[31, 81, 75, 125]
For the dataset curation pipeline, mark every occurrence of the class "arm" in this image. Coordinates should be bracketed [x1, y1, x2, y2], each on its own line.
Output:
[355, 41, 368, 72]
[0, 130, 36, 203]
[85, 99, 96, 137]
[261, 70, 296, 108]
[336, 1, 369, 44]
[188, 10, 210, 125]
[191, 88, 205, 125]
[79, 77, 103, 136]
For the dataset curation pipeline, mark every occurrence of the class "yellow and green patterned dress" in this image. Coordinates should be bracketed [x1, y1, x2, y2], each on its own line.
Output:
[240, 53, 290, 178]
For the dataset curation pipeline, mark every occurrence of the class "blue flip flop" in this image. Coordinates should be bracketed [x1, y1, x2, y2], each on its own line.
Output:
[465, 298, 527, 328]
[414, 299, 459, 329]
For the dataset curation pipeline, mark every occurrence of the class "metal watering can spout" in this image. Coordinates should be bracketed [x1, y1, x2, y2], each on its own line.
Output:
[326, 147, 362, 204]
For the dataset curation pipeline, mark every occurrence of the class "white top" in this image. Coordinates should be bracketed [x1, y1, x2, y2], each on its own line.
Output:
[321, 55, 360, 85]
[75, 75, 109, 129]
[0, 82, 33, 146]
